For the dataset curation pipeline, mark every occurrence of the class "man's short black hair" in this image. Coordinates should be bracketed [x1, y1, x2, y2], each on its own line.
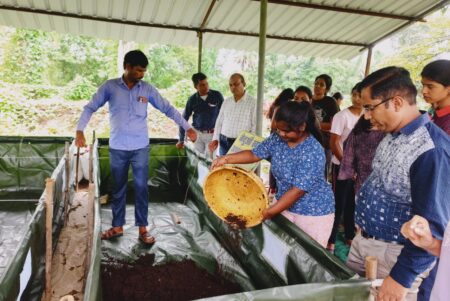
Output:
[192, 72, 207, 86]
[295, 85, 313, 99]
[315, 74, 333, 90]
[123, 50, 148, 69]
[360, 66, 417, 105]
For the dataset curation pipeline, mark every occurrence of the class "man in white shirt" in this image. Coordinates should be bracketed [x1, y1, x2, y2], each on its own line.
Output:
[208, 73, 256, 155]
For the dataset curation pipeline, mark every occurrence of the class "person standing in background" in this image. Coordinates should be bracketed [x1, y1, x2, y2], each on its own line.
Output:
[294, 85, 313, 103]
[332, 92, 343, 110]
[327, 83, 362, 252]
[421, 59, 450, 134]
[415, 59, 450, 301]
[208, 73, 256, 155]
[176, 72, 224, 156]
[311, 74, 340, 179]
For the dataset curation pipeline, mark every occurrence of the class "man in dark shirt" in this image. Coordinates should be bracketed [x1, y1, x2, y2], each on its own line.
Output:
[346, 66, 450, 301]
[176, 72, 224, 155]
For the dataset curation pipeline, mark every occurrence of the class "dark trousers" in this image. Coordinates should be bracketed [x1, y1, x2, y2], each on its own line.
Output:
[219, 134, 236, 156]
[109, 146, 149, 227]
[328, 163, 355, 244]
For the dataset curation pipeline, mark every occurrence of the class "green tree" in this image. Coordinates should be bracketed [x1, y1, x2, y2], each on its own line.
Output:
[144, 44, 197, 88]
[48, 34, 117, 87]
[0, 29, 52, 84]
[375, 13, 450, 86]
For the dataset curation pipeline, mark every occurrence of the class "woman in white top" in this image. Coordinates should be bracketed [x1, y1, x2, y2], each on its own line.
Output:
[327, 82, 363, 252]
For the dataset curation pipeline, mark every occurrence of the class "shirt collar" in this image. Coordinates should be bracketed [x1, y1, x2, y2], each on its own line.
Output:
[435, 105, 450, 118]
[197, 91, 209, 100]
[118, 76, 141, 88]
[398, 113, 430, 136]
[234, 91, 247, 102]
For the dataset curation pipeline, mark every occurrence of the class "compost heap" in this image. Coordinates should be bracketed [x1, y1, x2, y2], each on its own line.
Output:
[101, 254, 241, 301]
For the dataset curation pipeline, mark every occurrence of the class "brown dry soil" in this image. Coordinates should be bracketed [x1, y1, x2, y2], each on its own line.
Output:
[101, 254, 242, 301]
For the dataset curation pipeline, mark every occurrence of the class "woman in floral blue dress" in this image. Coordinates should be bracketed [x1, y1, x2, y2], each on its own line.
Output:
[212, 101, 335, 247]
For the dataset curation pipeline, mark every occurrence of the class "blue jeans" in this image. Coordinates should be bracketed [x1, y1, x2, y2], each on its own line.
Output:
[219, 134, 236, 156]
[109, 146, 149, 227]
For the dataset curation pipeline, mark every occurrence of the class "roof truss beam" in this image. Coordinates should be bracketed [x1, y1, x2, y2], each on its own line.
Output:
[0, 4, 368, 47]
[253, 0, 425, 22]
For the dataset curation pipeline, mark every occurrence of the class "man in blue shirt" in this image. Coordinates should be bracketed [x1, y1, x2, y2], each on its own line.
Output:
[346, 66, 450, 301]
[176, 72, 223, 155]
[75, 50, 197, 245]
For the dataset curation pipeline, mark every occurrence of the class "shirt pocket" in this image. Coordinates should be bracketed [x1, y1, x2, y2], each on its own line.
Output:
[207, 101, 218, 107]
[133, 101, 148, 117]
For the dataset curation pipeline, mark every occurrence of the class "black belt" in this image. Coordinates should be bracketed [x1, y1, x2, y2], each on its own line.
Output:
[197, 129, 214, 133]
[220, 134, 236, 142]
[361, 230, 404, 245]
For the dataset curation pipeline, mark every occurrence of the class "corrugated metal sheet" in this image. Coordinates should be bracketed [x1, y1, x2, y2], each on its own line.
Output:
[0, 0, 447, 59]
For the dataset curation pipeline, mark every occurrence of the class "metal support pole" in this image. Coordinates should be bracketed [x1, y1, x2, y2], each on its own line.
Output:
[365, 46, 373, 76]
[198, 31, 203, 72]
[63, 142, 70, 226]
[256, 0, 267, 137]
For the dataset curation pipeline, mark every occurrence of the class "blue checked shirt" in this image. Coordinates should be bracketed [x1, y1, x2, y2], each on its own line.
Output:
[77, 77, 191, 150]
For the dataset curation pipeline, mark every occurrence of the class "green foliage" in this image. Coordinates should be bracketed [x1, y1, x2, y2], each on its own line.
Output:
[64, 75, 97, 100]
[262, 53, 364, 96]
[374, 14, 450, 86]
[0, 29, 51, 84]
[21, 85, 59, 99]
[47, 34, 117, 86]
[144, 44, 197, 89]
[161, 79, 195, 108]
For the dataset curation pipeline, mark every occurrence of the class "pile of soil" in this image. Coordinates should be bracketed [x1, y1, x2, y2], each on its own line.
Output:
[101, 254, 242, 301]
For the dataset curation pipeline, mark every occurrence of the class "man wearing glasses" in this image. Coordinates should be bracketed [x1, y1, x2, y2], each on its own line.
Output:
[346, 66, 450, 301]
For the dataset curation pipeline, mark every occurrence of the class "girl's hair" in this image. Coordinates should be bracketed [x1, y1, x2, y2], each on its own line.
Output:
[352, 115, 373, 134]
[352, 82, 362, 93]
[315, 74, 333, 90]
[274, 101, 323, 146]
[295, 85, 313, 99]
[267, 88, 294, 119]
[332, 92, 343, 100]
[421, 60, 450, 86]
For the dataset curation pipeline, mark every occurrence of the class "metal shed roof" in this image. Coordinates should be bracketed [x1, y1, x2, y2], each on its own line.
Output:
[0, 0, 448, 60]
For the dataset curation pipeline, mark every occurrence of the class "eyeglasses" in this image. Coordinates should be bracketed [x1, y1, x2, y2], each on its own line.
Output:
[362, 97, 393, 112]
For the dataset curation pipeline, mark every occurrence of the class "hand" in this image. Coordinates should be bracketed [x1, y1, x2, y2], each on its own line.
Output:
[175, 141, 184, 149]
[210, 156, 228, 170]
[75, 131, 86, 148]
[186, 128, 197, 142]
[377, 276, 408, 301]
[401, 215, 433, 250]
[262, 208, 276, 220]
[208, 140, 219, 152]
